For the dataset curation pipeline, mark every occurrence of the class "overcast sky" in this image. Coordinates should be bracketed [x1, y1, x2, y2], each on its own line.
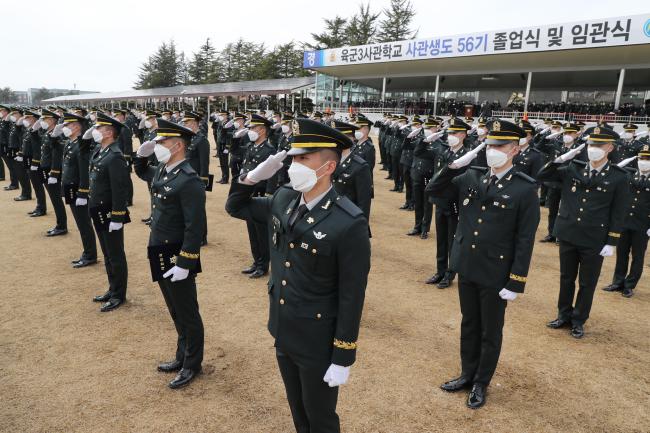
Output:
[3, 0, 648, 92]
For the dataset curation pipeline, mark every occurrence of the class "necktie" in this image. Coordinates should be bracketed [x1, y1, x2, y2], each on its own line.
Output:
[289, 204, 309, 231]
[591, 169, 598, 178]
[487, 175, 498, 191]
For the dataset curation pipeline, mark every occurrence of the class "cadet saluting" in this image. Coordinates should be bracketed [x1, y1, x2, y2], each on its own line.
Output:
[88, 112, 131, 312]
[226, 118, 370, 433]
[428, 119, 540, 409]
[134, 118, 206, 389]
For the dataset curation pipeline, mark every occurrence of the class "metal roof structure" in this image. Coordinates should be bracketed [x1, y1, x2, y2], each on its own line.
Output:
[42, 76, 315, 103]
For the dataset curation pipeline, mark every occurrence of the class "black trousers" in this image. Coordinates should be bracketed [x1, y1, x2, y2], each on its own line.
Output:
[276, 349, 340, 433]
[69, 203, 97, 260]
[247, 220, 270, 271]
[402, 164, 413, 205]
[219, 152, 229, 182]
[383, 144, 392, 174]
[45, 180, 67, 229]
[230, 157, 242, 180]
[557, 240, 604, 326]
[412, 174, 433, 232]
[612, 229, 648, 290]
[126, 170, 133, 206]
[96, 227, 128, 301]
[28, 168, 47, 212]
[0, 153, 5, 179]
[158, 275, 204, 371]
[391, 154, 402, 189]
[1, 154, 17, 186]
[378, 138, 387, 165]
[458, 278, 508, 386]
[539, 184, 548, 203]
[546, 187, 561, 235]
[434, 208, 458, 276]
[14, 159, 31, 198]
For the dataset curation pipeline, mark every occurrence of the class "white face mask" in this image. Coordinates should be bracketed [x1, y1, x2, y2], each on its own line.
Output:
[638, 160, 650, 172]
[486, 148, 509, 168]
[623, 132, 633, 140]
[447, 135, 460, 147]
[144, 120, 153, 129]
[217, 115, 224, 122]
[354, 130, 364, 140]
[248, 130, 259, 142]
[424, 129, 434, 137]
[9, 115, 16, 123]
[154, 143, 172, 164]
[40, 120, 49, 129]
[23, 119, 31, 127]
[281, 124, 291, 134]
[90, 114, 97, 121]
[62, 126, 73, 137]
[477, 127, 487, 136]
[563, 134, 574, 145]
[587, 146, 606, 162]
[91, 128, 103, 143]
[288, 161, 329, 193]
[519, 137, 528, 146]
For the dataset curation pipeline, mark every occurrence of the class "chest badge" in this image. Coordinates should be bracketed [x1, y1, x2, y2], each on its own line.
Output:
[307, 217, 315, 224]
[313, 231, 327, 240]
[571, 185, 576, 192]
[164, 186, 172, 192]
[301, 242, 309, 249]
[463, 198, 469, 206]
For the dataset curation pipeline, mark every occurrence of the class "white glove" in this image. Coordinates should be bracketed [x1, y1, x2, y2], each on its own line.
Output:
[646, 228, 650, 237]
[424, 131, 444, 143]
[323, 364, 350, 388]
[82, 126, 94, 140]
[14, 155, 23, 162]
[137, 140, 156, 157]
[245, 150, 287, 183]
[31, 122, 41, 132]
[599, 245, 615, 257]
[52, 123, 64, 137]
[499, 288, 518, 301]
[30, 165, 38, 171]
[223, 148, 229, 154]
[163, 265, 190, 282]
[545, 131, 563, 141]
[47, 176, 58, 184]
[554, 143, 586, 163]
[449, 142, 486, 169]
[75, 197, 87, 206]
[617, 156, 637, 168]
[138, 117, 147, 129]
[108, 221, 123, 232]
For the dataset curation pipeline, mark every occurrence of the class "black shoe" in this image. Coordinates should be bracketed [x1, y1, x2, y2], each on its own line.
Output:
[437, 277, 452, 289]
[14, 195, 31, 201]
[145, 219, 151, 226]
[201, 237, 207, 246]
[46, 227, 67, 237]
[420, 231, 429, 240]
[158, 359, 183, 373]
[399, 203, 410, 210]
[249, 269, 268, 279]
[73, 258, 97, 268]
[27, 209, 36, 215]
[385, 176, 393, 180]
[440, 376, 472, 392]
[547, 318, 570, 329]
[622, 288, 634, 298]
[539, 200, 546, 207]
[218, 178, 228, 184]
[406, 229, 421, 236]
[29, 210, 46, 217]
[141, 216, 151, 223]
[571, 324, 584, 339]
[425, 273, 444, 285]
[4, 184, 18, 191]
[169, 367, 201, 389]
[126, 201, 133, 207]
[540, 234, 556, 243]
[71, 258, 82, 264]
[396, 188, 403, 193]
[100, 298, 124, 312]
[602, 284, 623, 292]
[467, 384, 487, 409]
[93, 291, 112, 303]
[407, 205, 414, 211]
[389, 187, 399, 192]
[241, 265, 257, 274]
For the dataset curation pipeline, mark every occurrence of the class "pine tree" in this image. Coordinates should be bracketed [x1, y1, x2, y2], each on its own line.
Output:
[345, 3, 380, 45]
[306, 16, 348, 49]
[0, 87, 16, 103]
[134, 40, 186, 89]
[188, 38, 217, 84]
[376, 0, 417, 42]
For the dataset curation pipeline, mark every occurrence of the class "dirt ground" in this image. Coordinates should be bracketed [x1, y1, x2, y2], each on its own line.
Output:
[2, 133, 649, 433]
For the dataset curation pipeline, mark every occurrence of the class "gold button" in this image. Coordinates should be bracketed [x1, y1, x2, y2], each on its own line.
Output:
[280, 299, 285, 305]
[316, 313, 322, 319]
[289, 243, 294, 248]
[481, 206, 486, 211]
[586, 189, 590, 193]
[282, 280, 287, 286]
[582, 198, 586, 202]
[471, 244, 476, 249]
[577, 218, 581, 221]
[632, 205, 635, 209]
[152, 205, 156, 208]
[312, 249, 317, 254]
[500, 255, 504, 259]
[285, 261, 291, 268]
[630, 212, 634, 216]
[478, 218, 482, 223]
[579, 208, 583, 211]
[474, 231, 478, 236]
[634, 198, 638, 201]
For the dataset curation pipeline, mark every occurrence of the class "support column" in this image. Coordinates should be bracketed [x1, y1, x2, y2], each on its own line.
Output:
[524, 71, 533, 114]
[433, 75, 440, 116]
[314, 72, 319, 110]
[338, 80, 343, 112]
[291, 93, 295, 112]
[381, 77, 386, 106]
[244, 96, 247, 111]
[614, 68, 625, 110]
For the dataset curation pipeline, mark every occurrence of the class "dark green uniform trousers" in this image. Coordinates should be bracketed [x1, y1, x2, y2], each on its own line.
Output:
[96, 228, 128, 301]
[45, 180, 67, 229]
[28, 169, 46, 212]
[69, 203, 97, 260]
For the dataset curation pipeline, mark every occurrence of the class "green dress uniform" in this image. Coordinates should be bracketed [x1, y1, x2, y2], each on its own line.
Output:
[88, 113, 130, 306]
[39, 109, 67, 232]
[214, 111, 230, 183]
[183, 112, 211, 187]
[352, 136, 376, 173]
[115, 112, 134, 206]
[10, 113, 32, 200]
[134, 119, 206, 373]
[400, 119, 421, 209]
[61, 113, 97, 263]
[537, 126, 630, 332]
[22, 112, 47, 214]
[390, 118, 409, 192]
[228, 112, 249, 178]
[225, 118, 370, 433]
[332, 152, 373, 222]
[428, 120, 540, 389]
[0, 105, 18, 188]
[409, 118, 440, 237]
[513, 121, 544, 181]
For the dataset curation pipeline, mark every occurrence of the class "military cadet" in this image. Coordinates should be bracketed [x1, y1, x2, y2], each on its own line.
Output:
[408, 117, 441, 240]
[214, 110, 230, 184]
[513, 120, 544, 180]
[225, 118, 370, 433]
[377, 113, 389, 170]
[239, 113, 277, 279]
[330, 120, 373, 221]
[133, 118, 206, 389]
[140, 110, 159, 225]
[471, 116, 489, 167]
[425, 117, 473, 289]
[60, 112, 98, 268]
[272, 112, 295, 191]
[389, 115, 409, 193]
[22, 110, 47, 216]
[269, 111, 284, 148]
[539, 126, 630, 338]
[601, 145, 650, 298]
[88, 112, 131, 312]
[181, 111, 211, 188]
[9, 108, 32, 201]
[39, 109, 68, 236]
[617, 123, 643, 168]
[228, 112, 249, 180]
[0, 105, 18, 189]
[429, 119, 540, 409]
[399, 117, 421, 211]
[381, 114, 394, 176]
[351, 115, 376, 172]
[112, 108, 134, 207]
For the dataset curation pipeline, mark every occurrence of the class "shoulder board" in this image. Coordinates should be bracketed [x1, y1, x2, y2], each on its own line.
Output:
[623, 167, 636, 174]
[179, 161, 197, 174]
[264, 141, 275, 150]
[468, 165, 490, 174]
[335, 195, 364, 218]
[571, 159, 588, 167]
[530, 147, 541, 153]
[351, 154, 367, 165]
[514, 171, 536, 183]
[610, 164, 628, 173]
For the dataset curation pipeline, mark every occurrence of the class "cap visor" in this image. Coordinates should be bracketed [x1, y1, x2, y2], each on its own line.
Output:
[287, 147, 320, 156]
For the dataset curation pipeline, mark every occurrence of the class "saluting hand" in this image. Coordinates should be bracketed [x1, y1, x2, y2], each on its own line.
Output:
[617, 156, 637, 168]
[245, 150, 287, 184]
[323, 363, 350, 387]
[449, 142, 486, 169]
[82, 126, 95, 140]
[51, 123, 64, 137]
[47, 177, 58, 185]
[137, 140, 156, 157]
[163, 265, 189, 282]
[554, 143, 585, 163]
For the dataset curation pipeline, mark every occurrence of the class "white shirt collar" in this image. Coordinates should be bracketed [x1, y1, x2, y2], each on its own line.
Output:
[589, 162, 607, 174]
[165, 160, 183, 173]
[300, 185, 332, 211]
[491, 165, 513, 181]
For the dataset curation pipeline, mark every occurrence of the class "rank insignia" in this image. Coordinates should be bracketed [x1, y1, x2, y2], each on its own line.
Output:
[313, 231, 327, 240]
[307, 217, 314, 224]
[463, 198, 469, 206]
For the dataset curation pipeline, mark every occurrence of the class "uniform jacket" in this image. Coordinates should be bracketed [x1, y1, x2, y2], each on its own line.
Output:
[88, 141, 130, 223]
[61, 137, 92, 198]
[333, 153, 373, 220]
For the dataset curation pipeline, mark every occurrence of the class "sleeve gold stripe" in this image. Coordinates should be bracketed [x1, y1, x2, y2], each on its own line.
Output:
[333, 339, 357, 350]
[111, 210, 127, 215]
[179, 250, 200, 259]
[78, 188, 89, 192]
[608, 232, 621, 238]
[509, 273, 527, 282]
